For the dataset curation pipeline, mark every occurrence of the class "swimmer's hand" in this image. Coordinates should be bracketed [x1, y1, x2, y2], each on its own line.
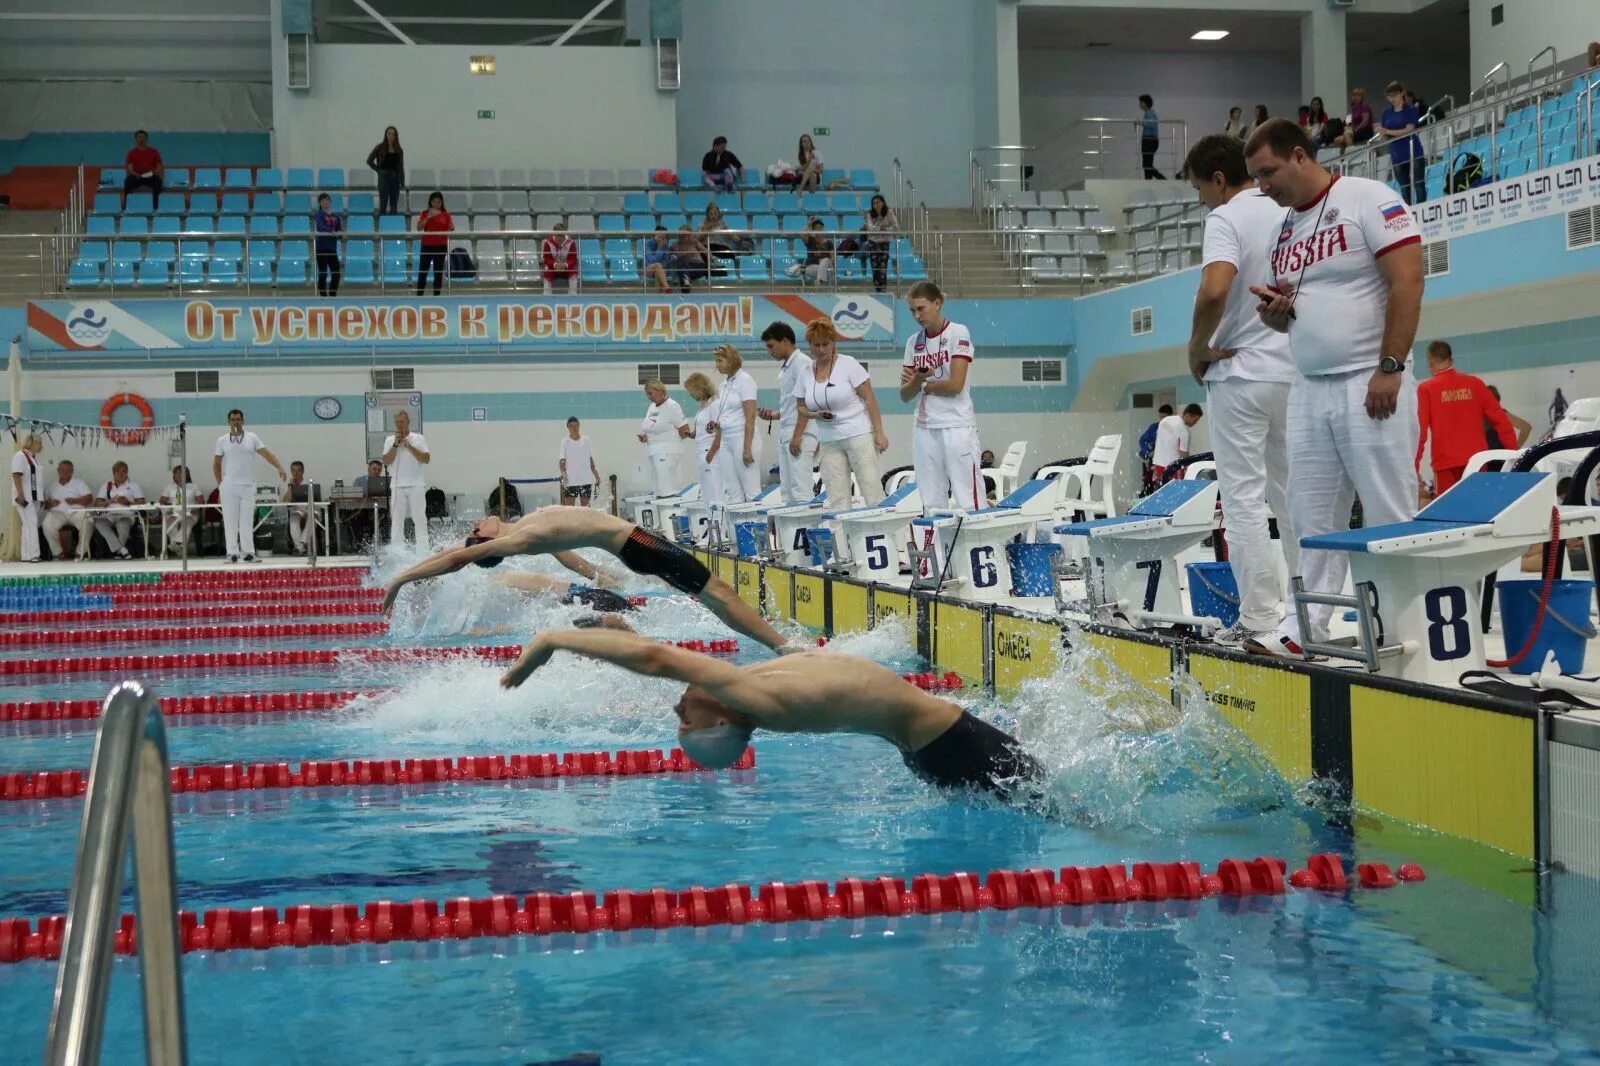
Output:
[500, 636, 554, 688]
[380, 582, 402, 618]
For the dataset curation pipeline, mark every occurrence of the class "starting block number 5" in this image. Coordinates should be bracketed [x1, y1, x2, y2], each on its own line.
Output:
[1423, 586, 1470, 662]
[863, 534, 892, 573]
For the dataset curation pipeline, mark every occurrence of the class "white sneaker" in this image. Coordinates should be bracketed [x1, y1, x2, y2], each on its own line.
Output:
[1243, 632, 1323, 662]
[1213, 622, 1253, 645]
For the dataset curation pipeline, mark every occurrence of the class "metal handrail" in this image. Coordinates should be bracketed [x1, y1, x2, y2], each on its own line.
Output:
[44, 681, 187, 1066]
[1529, 46, 1557, 96]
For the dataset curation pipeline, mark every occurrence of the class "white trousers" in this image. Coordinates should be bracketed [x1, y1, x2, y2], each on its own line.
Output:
[390, 484, 427, 545]
[163, 509, 196, 551]
[1207, 379, 1298, 634]
[697, 449, 724, 516]
[913, 424, 983, 512]
[94, 513, 136, 553]
[12, 500, 39, 561]
[819, 433, 884, 509]
[43, 507, 92, 558]
[716, 439, 762, 503]
[220, 483, 256, 558]
[1282, 368, 1419, 644]
[777, 430, 819, 503]
[647, 447, 679, 499]
[288, 505, 311, 550]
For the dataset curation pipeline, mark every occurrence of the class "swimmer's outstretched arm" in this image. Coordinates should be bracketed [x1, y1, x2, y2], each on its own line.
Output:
[381, 540, 519, 615]
[552, 550, 628, 590]
[500, 629, 783, 720]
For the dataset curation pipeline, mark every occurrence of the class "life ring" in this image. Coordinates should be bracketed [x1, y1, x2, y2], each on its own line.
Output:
[101, 392, 154, 446]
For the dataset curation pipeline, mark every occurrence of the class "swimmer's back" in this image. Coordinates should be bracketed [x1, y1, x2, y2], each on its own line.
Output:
[731, 651, 960, 747]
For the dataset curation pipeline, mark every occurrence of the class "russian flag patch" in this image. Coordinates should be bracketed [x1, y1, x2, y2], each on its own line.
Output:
[1380, 202, 1407, 222]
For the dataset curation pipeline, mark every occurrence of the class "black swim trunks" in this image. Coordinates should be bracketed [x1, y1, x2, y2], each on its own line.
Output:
[560, 584, 634, 614]
[901, 711, 1043, 801]
[618, 526, 711, 596]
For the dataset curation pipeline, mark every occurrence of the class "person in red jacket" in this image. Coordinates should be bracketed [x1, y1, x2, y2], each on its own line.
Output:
[124, 130, 165, 206]
[415, 190, 453, 296]
[542, 222, 578, 295]
[1416, 340, 1516, 494]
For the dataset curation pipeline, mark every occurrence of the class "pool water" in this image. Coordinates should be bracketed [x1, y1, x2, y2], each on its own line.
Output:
[3, 555, 1600, 1064]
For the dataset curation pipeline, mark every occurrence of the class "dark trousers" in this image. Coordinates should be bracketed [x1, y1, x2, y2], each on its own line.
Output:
[377, 171, 402, 215]
[123, 174, 162, 206]
[868, 244, 889, 291]
[417, 249, 445, 295]
[316, 252, 342, 296]
[1140, 137, 1165, 180]
[1394, 157, 1426, 205]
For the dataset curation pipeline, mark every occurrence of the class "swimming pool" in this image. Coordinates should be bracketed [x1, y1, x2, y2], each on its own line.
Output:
[3, 556, 1600, 1064]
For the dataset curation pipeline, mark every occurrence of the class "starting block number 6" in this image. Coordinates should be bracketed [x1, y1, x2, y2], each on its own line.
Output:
[1423, 586, 1470, 662]
[971, 546, 998, 589]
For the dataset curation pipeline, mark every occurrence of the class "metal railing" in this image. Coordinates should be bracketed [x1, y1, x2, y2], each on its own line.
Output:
[45, 681, 187, 1066]
[1030, 118, 1189, 190]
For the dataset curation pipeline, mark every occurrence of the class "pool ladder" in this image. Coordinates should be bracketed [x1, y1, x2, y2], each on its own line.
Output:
[44, 681, 187, 1066]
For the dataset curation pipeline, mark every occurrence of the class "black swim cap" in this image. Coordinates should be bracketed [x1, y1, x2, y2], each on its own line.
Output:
[464, 535, 504, 569]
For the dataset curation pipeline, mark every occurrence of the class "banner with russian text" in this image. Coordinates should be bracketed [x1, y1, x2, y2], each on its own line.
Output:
[26, 293, 896, 353]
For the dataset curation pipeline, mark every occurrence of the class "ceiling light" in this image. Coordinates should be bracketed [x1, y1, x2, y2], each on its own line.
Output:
[1191, 30, 1230, 41]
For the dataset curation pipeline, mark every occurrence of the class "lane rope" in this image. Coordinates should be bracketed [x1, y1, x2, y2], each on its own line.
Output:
[1, 689, 378, 723]
[0, 855, 1425, 964]
[0, 622, 389, 647]
[14, 603, 382, 624]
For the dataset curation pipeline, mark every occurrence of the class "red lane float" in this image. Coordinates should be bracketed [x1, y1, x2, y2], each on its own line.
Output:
[0, 745, 757, 802]
[82, 570, 368, 594]
[904, 672, 963, 691]
[107, 588, 383, 606]
[0, 689, 378, 723]
[0, 855, 1424, 964]
[0, 621, 389, 647]
[0, 639, 736, 676]
[23, 603, 382, 624]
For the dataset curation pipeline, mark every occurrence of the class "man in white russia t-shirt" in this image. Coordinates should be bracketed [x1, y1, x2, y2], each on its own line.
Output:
[213, 408, 287, 563]
[381, 409, 430, 547]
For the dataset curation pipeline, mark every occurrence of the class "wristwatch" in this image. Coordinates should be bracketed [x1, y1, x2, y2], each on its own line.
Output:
[1378, 356, 1406, 374]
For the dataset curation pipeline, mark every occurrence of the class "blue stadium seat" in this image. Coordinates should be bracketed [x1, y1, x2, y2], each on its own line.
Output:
[218, 216, 247, 235]
[93, 192, 122, 215]
[821, 168, 847, 187]
[836, 256, 863, 282]
[627, 214, 658, 231]
[346, 249, 376, 285]
[680, 190, 711, 214]
[840, 212, 865, 231]
[752, 213, 779, 232]
[136, 260, 169, 287]
[223, 168, 254, 188]
[675, 168, 700, 188]
[86, 216, 116, 236]
[191, 168, 222, 190]
[120, 217, 150, 235]
[286, 168, 315, 189]
[150, 215, 181, 235]
[622, 192, 652, 214]
[124, 192, 155, 214]
[347, 215, 376, 235]
[281, 215, 312, 235]
[67, 261, 101, 288]
[256, 168, 285, 190]
[897, 250, 928, 280]
[183, 216, 216, 234]
[738, 256, 768, 282]
[166, 168, 190, 189]
[580, 254, 608, 282]
[347, 192, 376, 214]
[654, 191, 682, 213]
[111, 239, 140, 263]
[597, 214, 627, 232]
[378, 215, 407, 234]
[797, 192, 827, 214]
[770, 238, 800, 274]
[77, 241, 110, 264]
[771, 192, 800, 213]
[658, 213, 688, 230]
[177, 257, 206, 287]
[601, 237, 632, 257]
[252, 193, 283, 215]
[830, 192, 863, 213]
[248, 216, 279, 234]
[187, 192, 219, 215]
[277, 257, 308, 285]
[317, 168, 344, 190]
[208, 257, 240, 285]
[144, 241, 177, 264]
[109, 258, 136, 287]
[740, 191, 770, 213]
[812, 213, 839, 232]
[99, 168, 125, 188]
[221, 192, 252, 214]
[725, 213, 748, 229]
[848, 169, 876, 189]
[179, 239, 209, 261]
[247, 256, 275, 286]
[738, 169, 762, 189]
[781, 215, 809, 233]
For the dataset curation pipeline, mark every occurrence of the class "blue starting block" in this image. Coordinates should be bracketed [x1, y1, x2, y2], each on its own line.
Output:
[1294, 470, 1600, 684]
[908, 478, 1060, 600]
[626, 481, 701, 533]
[681, 484, 783, 549]
[823, 481, 924, 583]
[766, 493, 831, 566]
[1052, 478, 1221, 629]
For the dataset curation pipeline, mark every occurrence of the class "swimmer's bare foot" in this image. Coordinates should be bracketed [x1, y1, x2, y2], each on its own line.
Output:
[500, 636, 555, 689]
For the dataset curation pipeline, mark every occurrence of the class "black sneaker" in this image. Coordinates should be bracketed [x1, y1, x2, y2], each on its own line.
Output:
[243, 554, 257, 563]
[229, 555, 240, 563]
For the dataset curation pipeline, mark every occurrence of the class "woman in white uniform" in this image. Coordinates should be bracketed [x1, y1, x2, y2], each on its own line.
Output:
[709, 345, 760, 503]
[9, 434, 44, 563]
[212, 408, 287, 563]
[636, 379, 687, 498]
[794, 318, 889, 507]
[680, 372, 723, 516]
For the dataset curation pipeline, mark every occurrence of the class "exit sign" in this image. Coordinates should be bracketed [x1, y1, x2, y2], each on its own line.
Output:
[813, 126, 830, 136]
[477, 109, 495, 120]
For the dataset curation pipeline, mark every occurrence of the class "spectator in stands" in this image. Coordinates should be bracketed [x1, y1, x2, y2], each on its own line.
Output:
[1138, 95, 1165, 179]
[1297, 106, 1314, 134]
[93, 460, 146, 560]
[367, 126, 404, 216]
[123, 130, 164, 206]
[1485, 386, 1532, 448]
[701, 136, 744, 192]
[158, 465, 195, 556]
[1224, 107, 1246, 139]
[670, 224, 709, 293]
[795, 318, 888, 507]
[1415, 340, 1516, 494]
[643, 227, 673, 293]
[10, 434, 43, 563]
[1244, 105, 1271, 142]
[42, 460, 92, 561]
[1336, 89, 1375, 149]
[415, 191, 453, 296]
[542, 222, 578, 295]
[314, 193, 343, 297]
[791, 218, 834, 285]
[1379, 81, 1427, 205]
[797, 134, 825, 193]
[1306, 97, 1330, 145]
[698, 203, 736, 272]
[863, 194, 897, 293]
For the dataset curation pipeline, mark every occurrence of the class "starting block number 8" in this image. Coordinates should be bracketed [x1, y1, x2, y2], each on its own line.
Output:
[1424, 586, 1470, 662]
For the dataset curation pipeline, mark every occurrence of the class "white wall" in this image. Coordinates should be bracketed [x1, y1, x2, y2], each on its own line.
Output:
[272, 45, 677, 173]
[1471, 0, 1596, 83]
[676, 0, 1002, 206]
[1019, 47, 1302, 185]
[1347, 48, 1472, 113]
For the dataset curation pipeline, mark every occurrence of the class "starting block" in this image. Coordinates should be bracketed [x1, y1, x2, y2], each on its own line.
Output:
[680, 484, 783, 549]
[908, 479, 1059, 601]
[1295, 470, 1600, 685]
[766, 494, 831, 566]
[1052, 478, 1221, 629]
[628, 482, 701, 533]
[823, 482, 924, 583]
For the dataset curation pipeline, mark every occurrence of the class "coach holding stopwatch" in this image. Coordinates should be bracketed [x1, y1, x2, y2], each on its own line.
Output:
[1242, 118, 1424, 660]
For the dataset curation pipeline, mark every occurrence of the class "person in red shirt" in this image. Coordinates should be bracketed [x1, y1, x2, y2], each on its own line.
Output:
[124, 129, 165, 205]
[415, 190, 453, 296]
[541, 222, 578, 295]
[1415, 340, 1516, 494]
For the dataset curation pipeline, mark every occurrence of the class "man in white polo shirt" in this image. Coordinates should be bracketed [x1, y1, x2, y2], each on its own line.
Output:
[1150, 404, 1202, 483]
[1246, 118, 1424, 658]
[1186, 133, 1299, 647]
[559, 416, 600, 507]
[213, 408, 288, 563]
[42, 459, 93, 560]
[758, 321, 818, 503]
[381, 409, 430, 547]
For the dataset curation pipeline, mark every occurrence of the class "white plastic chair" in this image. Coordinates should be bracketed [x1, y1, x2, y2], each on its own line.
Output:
[982, 441, 1028, 500]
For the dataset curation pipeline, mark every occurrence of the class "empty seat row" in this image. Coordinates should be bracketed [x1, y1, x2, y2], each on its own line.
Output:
[99, 165, 883, 194]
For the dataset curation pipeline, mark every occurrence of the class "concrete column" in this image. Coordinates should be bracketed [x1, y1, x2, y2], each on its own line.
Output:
[996, 1, 1021, 146]
[1301, 5, 1348, 114]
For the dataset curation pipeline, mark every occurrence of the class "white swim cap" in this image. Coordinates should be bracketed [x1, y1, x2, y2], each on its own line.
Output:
[680, 724, 753, 769]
